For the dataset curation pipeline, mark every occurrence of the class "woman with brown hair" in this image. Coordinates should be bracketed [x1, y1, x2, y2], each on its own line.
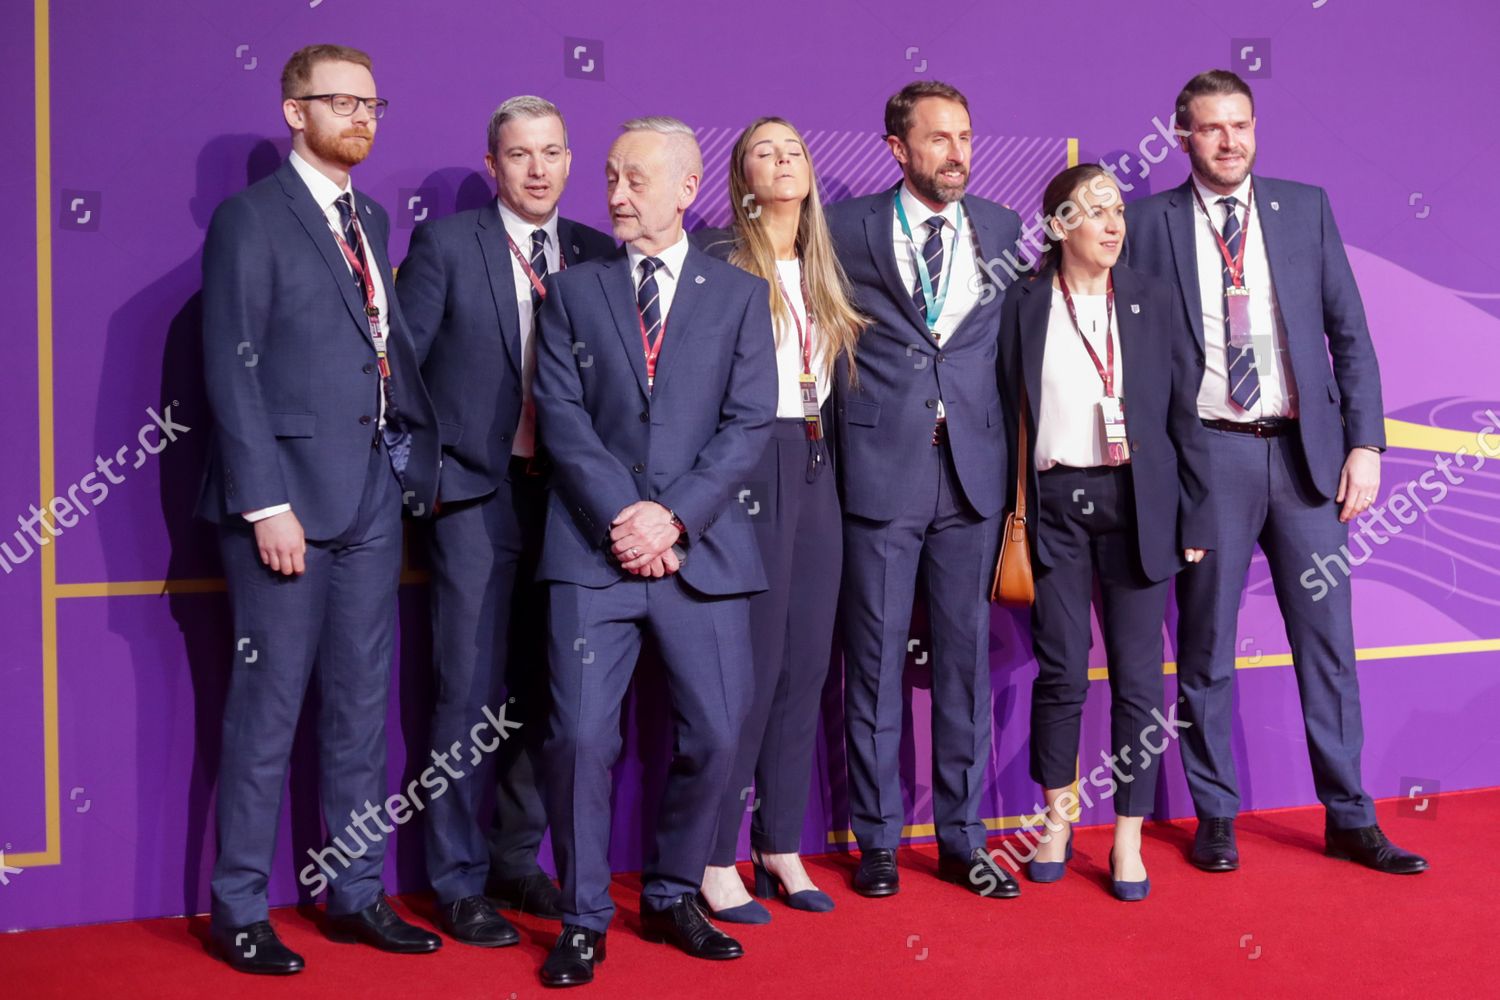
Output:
[997, 163, 1215, 900]
[693, 117, 865, 921]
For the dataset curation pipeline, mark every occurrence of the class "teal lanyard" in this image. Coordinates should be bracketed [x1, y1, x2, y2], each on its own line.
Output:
[894, 190, 964, 332]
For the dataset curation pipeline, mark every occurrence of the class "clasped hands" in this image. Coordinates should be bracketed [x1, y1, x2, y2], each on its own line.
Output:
[610, 501, 683, 577]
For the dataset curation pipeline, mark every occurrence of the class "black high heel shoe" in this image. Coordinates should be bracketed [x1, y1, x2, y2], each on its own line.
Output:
[752, 852, 834, 913]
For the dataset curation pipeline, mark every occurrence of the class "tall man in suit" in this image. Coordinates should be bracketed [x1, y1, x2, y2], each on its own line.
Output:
[826, 82, 1023, 899]
[396, 96, 615, 946]
[199, 45, 443, 975]
[530, 117, 776, 988]
[1124, 70, 1427, 875]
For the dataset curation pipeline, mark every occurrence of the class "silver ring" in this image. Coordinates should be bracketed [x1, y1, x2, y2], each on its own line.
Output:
[630, 547, 640, 557]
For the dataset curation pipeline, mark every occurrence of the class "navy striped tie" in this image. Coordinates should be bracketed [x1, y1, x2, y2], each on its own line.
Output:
[1220, 196, 1261, 410]
[912, 215, 946, 323]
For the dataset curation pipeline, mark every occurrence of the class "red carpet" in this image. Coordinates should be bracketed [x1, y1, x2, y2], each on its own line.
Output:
[5, 790, 1498, 999]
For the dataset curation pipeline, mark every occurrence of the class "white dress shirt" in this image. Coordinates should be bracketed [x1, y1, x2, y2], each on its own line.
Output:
[245, 151, 390, 522]
[1034, 287, 1125, 471]
[891, 182, 980, 419]
[1191, 173, 1299, 421]
[625, 232, 691, 366]
[772, 258, 831, 417]
[498, 199, 561, 459]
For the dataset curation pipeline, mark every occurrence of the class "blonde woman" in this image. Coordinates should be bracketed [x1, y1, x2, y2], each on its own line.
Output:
[693, 117, 865, 921]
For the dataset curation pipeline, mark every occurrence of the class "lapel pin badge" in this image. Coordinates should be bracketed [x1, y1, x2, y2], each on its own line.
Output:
[572, 244, 581, 256]
[1130, 303, 1140, 314]
[695, 275, 705, 284]
[1270, 201, 1280, 211]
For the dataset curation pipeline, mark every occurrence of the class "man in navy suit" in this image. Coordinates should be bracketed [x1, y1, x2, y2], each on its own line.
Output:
[825, 82, 1023, 899]
[1124, 70, 1426, 875]
[199, 45, 443, 975]
[530, 117, 777, 987]
[396, 96, 615, 945]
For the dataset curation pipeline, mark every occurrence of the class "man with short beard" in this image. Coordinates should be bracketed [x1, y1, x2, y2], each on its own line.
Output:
[825, 81, 1023, 900]
[198, 44, 441, 974]
[1124, 69, 1427, 876]
[396, 96, 615, 945]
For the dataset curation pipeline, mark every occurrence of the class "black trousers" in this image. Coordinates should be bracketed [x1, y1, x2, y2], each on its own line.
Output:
[1029, 464, 1169, 818]
[711, 420, 841, 865]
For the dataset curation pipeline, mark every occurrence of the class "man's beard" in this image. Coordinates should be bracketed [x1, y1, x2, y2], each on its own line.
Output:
[1189, 145, 1255, 189]
[909, 161, 968, 204]
[307, 124, 374, 168]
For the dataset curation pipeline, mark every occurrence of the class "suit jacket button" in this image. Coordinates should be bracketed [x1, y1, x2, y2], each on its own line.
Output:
[936, 353, 946, 363]
[359, 415, 372, 426]
[640, 411, 649, 422]
[363, 362, 374, 374]
[632, 462, 644, 473]
[925, 399, 937, 409]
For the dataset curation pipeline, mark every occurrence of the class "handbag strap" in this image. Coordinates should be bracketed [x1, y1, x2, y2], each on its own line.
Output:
[1013, 379, 1029, 521]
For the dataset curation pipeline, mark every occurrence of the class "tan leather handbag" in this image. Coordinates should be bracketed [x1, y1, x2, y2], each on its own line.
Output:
[991, 383, 1034, 606]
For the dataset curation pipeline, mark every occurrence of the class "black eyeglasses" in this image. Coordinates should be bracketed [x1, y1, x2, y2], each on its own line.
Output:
[295, 94, 389, 119]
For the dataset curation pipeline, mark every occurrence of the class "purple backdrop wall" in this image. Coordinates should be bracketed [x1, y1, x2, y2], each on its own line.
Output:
[3, 0, 1498, 932]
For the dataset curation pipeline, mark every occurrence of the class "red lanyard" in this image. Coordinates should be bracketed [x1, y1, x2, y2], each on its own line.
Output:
[330, 214, 391, 378]
[773, 260, 814, 375]
[504, 229, 566, 300]
[1057, 271, 1116, 397]
[636, 268, 667, 388]
[1191, 183, 1253, 289]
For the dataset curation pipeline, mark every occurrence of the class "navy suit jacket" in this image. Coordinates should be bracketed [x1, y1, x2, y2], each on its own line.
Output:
[532, 242, 778, 596]
[998, 263, 1216, 583]
[396, 203, 616, 503]
[826, 184, 1022, 521]
[1123, 176, 1384, 499]
[197, 158, 439, 540]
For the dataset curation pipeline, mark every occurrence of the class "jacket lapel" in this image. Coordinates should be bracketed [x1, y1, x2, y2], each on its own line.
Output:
[865, 183, 932, 343]
[1112, 266, 1146, 408]
[600, 252, 651, 400]
[476, 203, 524, 378]
[1165, 181, 1205, 355]
[277, 160, 371, 345]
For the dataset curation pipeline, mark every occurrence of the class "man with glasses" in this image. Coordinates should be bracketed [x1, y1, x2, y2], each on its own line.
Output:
[396, 96, 614, 946]
[199, 44, 441, 974]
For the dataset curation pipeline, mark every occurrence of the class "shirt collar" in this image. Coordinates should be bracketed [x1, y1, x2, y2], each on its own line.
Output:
[897, 180, 961, 233]
[626, 231, 690, 281]
[1191, 172, 1254, 213]
[289, 149, 353, 215]
[497, 198, 560, 253]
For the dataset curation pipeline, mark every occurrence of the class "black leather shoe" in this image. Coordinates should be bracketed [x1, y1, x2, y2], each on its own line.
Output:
[1190, 817, 1240, 872]
[639, 893, 743, 960]
[541, 925, 606, 988]
[439, 894, 520, 947]
[212, 920, 304, 975]
[327, 895, 443, 953]
[487, 871, 564, 919]
[1325, 822, 1429, 874]
[853, 848, 900, 897]
[938, 848, 1021, 898]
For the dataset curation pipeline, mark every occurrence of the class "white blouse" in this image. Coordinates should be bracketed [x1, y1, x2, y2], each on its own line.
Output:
[773, 258, 831, 418]
[1034, 287, 1126, 471]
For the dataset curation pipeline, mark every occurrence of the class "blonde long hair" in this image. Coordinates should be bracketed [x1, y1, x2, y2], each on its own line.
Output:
[724, 117, 866, 383]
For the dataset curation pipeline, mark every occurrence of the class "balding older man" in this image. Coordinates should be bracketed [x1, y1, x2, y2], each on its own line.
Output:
[531, 117, 777, 987]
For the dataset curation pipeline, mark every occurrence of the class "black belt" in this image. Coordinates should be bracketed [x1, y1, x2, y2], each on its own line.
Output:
[1201, 417, 1296, 438]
